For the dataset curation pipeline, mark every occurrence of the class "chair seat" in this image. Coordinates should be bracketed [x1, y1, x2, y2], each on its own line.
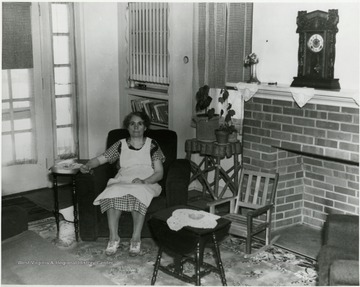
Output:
[223, 213, 268, 237]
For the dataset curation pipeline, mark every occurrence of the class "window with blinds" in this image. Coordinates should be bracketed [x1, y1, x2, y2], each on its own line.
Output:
[128, 3, 169, 86]
[2, 3, 36, 165]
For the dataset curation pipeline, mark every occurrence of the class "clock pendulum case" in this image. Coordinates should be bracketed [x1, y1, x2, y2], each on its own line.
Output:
[291, 10, 340, 90]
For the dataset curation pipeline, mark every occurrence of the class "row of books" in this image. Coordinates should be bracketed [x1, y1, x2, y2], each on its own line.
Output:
[131, 99, 169, 125]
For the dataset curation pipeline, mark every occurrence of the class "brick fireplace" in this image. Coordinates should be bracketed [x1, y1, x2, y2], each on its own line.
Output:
[242, 88, 359, 230]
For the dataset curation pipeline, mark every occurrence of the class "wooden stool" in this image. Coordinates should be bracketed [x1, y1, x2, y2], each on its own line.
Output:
[148, 205, 230, 286]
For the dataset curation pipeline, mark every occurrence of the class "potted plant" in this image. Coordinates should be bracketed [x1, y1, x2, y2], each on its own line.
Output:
[192, 85, 219, 142]
[215, 88, 238, 144]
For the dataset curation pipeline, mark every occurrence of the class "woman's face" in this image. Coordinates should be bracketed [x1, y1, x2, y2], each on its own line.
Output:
[128, 115, 146, 138]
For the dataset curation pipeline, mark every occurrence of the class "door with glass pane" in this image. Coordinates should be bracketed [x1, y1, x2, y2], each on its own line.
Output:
[2, 2, 78, 195]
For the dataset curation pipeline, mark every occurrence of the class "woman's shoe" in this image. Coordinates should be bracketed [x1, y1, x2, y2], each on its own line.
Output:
[129, 240, 141, 256]
[105, 239, 120, 256]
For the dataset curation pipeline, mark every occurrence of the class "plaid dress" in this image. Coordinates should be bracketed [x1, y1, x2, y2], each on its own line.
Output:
[93, 137, 165, 215]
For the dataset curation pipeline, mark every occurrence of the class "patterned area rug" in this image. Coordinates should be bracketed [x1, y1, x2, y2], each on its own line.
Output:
[29, 218, 318, 286]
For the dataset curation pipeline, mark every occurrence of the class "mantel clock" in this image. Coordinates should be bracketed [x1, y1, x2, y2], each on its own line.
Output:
[291, 9, 340, 90]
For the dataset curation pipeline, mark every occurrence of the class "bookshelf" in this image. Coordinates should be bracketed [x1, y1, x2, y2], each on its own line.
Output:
[126, 88, 169, 128]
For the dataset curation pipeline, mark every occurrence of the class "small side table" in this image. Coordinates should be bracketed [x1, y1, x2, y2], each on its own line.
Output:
[185, 138, 242, 200]
[50, 165, 81, 242]
[148, 205, 230, 286]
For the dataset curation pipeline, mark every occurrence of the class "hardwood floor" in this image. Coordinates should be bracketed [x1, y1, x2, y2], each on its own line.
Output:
[272, 224, 322, 260]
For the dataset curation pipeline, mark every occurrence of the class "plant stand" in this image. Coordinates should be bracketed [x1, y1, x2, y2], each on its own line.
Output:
[185, 139, 242, 200]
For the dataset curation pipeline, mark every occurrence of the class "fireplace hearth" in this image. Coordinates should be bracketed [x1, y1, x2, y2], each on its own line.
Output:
[242, 88, 359, 230]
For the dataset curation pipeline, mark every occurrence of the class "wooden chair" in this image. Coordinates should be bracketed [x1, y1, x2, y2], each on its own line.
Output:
[208, 169, 279, 254]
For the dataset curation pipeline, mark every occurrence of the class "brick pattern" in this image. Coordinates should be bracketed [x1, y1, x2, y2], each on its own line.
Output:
[243, 95, 359, 229]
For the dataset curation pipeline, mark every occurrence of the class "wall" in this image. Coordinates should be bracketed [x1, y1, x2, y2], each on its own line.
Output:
[168, 3, 195, 158]
[252, 2, 359, 90]
[243, 92, 359, 229]
[77, 3, 120, 158]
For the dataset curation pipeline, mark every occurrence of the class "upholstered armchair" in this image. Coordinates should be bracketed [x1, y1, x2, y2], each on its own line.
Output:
[76, 129, 191, 241]
[317, 214, 359, 286]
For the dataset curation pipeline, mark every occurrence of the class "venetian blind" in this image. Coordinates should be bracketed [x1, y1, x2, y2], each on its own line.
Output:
[2, 3, 33, 70]
[128, 3, 169, 85]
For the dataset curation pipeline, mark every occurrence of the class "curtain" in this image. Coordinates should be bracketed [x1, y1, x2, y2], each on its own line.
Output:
[195, 3, 253, 88]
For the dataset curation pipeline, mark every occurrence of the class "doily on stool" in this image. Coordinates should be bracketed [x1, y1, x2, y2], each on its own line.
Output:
[167, 209, 220, 231]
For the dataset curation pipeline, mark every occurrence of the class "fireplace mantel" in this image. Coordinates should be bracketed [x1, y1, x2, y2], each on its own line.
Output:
[227, 82, 359, 108]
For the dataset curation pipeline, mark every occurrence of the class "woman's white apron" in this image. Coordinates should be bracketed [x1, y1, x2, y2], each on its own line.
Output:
[93, 137, 162, 207]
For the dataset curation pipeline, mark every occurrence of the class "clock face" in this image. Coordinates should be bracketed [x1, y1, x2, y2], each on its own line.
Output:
[307, 34, 324, 53]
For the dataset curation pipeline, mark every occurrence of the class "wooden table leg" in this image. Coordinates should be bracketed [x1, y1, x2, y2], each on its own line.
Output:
[72, 175, 79, 242]
[233, 153, 240, 193]
[213, 156, 221, 199]
[151, 247, 163, 285]
[195, 242, 201, 286]
[189, 159, 216, 200]
[53, 174, 60, 232]
[212, 233, 227, 286]
[202, 156, 210, 197]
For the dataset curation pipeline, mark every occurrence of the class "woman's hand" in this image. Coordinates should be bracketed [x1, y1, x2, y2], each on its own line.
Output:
[79, 156, 107, 174]
[132, 178, 145, 184]
[136, 159, 164, 184]
[80, 164, 92, 174]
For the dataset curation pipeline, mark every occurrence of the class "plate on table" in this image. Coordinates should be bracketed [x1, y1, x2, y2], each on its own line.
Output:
[188, 213, 205, 220]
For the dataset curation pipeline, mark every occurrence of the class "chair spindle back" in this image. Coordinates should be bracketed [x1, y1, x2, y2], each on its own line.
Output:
[234, 169, 279, 214]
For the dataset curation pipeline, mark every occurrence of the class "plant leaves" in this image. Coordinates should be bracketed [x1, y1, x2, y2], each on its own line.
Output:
[207, 108, 215, 119]
[222, 89, 229, 101]
[195, 85, 212, 111]
[225, 114, 232, 123]
[228, 109, 235, 117]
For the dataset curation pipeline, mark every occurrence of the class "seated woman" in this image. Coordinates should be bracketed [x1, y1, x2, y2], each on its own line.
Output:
[80, 111, 165, 256]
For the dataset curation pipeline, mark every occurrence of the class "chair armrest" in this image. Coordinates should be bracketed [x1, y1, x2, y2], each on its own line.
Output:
[165, 159, 191, 207]
[76, 163, 113, 196]
[207, 196, 237, 214]
[324, 214, 359, 251]
[247, 204, 273, 218]
[329, 260, 359, 286]
[76, 163, 114, 241]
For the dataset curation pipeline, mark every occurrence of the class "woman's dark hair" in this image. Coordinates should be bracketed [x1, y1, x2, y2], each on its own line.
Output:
[123, 111, 151, 129]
